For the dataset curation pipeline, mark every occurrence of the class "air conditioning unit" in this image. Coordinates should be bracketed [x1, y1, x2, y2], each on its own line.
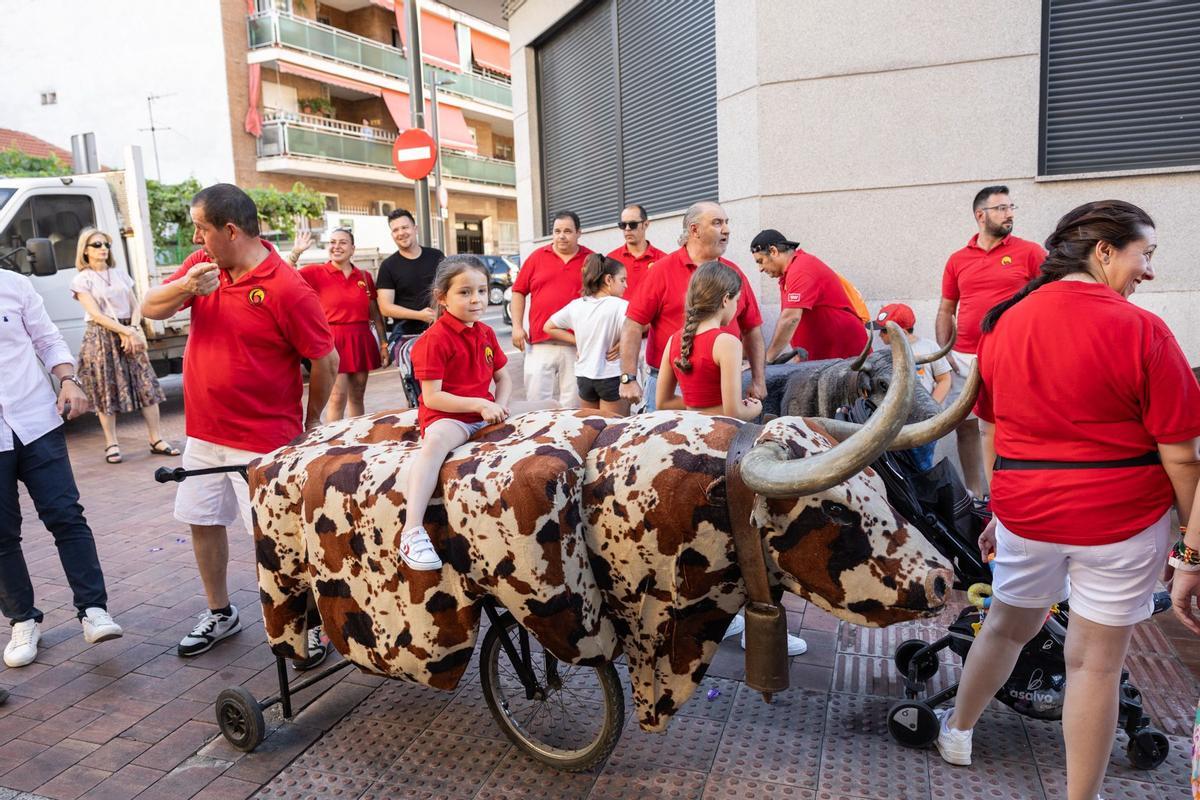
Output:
[371, 201, 395, 216]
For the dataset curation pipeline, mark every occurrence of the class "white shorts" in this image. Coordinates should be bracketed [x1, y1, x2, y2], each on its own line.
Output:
[173, 437, 261, 534]
[946, 350, 978, 421]
[991, 511, 1171, 627]
[523, 342, 578, 408]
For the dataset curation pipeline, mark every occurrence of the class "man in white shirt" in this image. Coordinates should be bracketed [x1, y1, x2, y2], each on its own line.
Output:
[0, 269, 123, 668]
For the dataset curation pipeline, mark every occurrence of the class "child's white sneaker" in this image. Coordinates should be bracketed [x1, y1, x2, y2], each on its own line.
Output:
[4, 620, 40, 668]
[934, 707, 973, 766]
[400, 527, 443, 570]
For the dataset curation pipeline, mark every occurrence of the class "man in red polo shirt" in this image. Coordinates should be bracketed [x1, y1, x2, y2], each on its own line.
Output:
[936, 185, 1046, 502]
[142, 184, 337, 663]
[749, 228, 867, 361]
[618, 201, 766, 410]
[510, 210, 592, 406]
[607, 203, 666, 301]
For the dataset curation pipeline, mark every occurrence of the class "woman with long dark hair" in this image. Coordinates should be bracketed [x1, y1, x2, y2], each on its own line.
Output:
[932, 201, 1200, 800]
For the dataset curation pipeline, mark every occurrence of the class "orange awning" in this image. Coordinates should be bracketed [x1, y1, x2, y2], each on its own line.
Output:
[381, 89, 477, 153]
[470, 29, 510, 76]
[395, 3, 461, 72]
[277, 62, 381, 97]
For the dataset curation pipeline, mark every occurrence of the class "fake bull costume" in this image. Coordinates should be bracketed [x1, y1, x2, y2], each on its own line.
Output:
[248, 326, 977, 731]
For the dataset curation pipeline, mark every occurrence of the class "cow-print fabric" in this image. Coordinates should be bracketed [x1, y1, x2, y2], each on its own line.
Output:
[249, 409, 952, 731]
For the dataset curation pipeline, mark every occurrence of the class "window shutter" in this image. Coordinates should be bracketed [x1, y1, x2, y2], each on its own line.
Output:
[1041, 0, 1200, 174]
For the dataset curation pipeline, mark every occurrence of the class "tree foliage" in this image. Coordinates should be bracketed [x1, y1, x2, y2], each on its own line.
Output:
[146, 177, 202, 249]
[246, 182, 325, 238]
[0, 148, 72, 177]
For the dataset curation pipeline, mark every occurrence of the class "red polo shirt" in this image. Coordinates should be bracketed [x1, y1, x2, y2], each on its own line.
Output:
[165, 246, 335, 454]
[607, 241, 667, 302]
[976, 281, 1200, 545]
[411, 313, 508, 433]
[779, 250, 868, 359]
[941, 234, 1046, 355]
[626, 247, 763, 370]
[511, 244, 593, 344]
[299, 262, 376, 324]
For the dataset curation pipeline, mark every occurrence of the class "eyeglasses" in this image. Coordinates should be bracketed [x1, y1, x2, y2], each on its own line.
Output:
[981, 204, 1017, 213]
[616, 221, 643, 230]
[87, 241, 111, 249]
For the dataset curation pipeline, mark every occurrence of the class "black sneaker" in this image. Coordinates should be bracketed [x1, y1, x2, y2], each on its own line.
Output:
[177, 607, 241, 657]
[292, 625, 329, 671]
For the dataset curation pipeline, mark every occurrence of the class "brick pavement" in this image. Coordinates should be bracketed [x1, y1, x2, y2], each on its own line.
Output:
[0, 334, 1197, 799]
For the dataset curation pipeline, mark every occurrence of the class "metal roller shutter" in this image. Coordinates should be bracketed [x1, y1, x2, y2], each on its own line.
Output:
[1041, 0, 1200, 175]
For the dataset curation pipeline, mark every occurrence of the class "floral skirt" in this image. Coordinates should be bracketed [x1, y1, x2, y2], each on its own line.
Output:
[77, 321, 166, 415]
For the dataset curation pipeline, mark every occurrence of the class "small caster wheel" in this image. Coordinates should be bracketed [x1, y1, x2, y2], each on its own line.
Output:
[1126, 728, 1169, 770]
[887, 700, 940, 748]
[894, 639, 939, 682]
[216, 687, 265, 752]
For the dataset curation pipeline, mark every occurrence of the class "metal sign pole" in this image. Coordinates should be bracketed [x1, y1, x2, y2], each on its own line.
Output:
[404, 0, 432, 245]
[429, 78, 450, 252]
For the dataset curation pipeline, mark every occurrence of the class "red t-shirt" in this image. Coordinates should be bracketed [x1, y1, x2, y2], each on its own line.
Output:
[668, 327, 730, 408]
[299, 262, 376, 324]
[165, 246, 335, 453]
[607, 241, 667, 303]
[625, 247, 764, 370]
[511, 244, 593, 344]
[411, 313, 508, 433]
[941, 234, 1046, 355]
[779, 250, 868, 359]
[976, 281, 1200, 545]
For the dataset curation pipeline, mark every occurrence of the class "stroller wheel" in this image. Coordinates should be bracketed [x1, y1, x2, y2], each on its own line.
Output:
[894, 639, 939, 682]
[1126, 728, 1169, 770]
[887, 700, 940, 748]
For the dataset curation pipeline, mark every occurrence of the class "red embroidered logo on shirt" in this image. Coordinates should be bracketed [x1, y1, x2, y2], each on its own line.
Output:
[787, 293, 802, 303]
[357, 280, 367, 290]
[248, 288, 266, 305]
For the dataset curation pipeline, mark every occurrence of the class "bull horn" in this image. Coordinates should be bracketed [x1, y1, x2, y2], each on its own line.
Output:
[915, 323, 956, 365]
[811, 357, 981, 451]
[740, 321, 915, 497]
[848, 331, 873, 371]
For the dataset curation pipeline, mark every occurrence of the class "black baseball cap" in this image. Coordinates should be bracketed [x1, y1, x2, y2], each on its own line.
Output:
[750, 229, 799, 253]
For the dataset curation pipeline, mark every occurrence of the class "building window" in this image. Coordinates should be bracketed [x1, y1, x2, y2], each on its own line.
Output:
[535, 0, 716, 233]
[1039, 0, 1200, 175]
[494, 139, 514, 161]
[322, 193, 340, 212]
[40, 91, 57, 105]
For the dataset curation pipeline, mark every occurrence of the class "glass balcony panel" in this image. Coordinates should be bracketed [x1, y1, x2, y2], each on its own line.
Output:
[248, 16, 275, 48]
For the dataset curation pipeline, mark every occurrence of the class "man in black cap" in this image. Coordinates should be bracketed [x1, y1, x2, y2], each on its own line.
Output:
[750, 229, 867, 361]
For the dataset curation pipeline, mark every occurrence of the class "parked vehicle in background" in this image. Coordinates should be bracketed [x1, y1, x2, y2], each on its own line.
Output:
[477, 254, 517, 305]
[503, 286, 513, 326]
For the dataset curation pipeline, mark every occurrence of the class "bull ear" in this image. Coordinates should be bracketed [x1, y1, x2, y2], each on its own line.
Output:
[705, 476, 727, 506]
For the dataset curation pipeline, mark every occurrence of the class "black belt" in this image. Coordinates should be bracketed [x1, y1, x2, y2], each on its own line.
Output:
[994, 451, 1160, 471]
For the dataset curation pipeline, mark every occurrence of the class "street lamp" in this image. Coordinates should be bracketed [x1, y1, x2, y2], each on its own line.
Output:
[429, 77, 455, 253]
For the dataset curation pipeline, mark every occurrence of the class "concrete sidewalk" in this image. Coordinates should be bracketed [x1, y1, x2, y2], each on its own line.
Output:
[0, 354, 1196, 799]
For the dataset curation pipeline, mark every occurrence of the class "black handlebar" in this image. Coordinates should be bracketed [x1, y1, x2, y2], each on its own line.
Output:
[769, 349, 800, 366]
[154, 465, 250, 483]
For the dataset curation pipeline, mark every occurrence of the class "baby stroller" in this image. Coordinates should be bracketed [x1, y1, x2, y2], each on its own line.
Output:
[834, 399, 1173, 770]
[392, 334, 422, 408]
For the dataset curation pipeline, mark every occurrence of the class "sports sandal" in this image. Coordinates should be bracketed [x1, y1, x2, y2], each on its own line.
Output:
[149, 439, 180, 456]
[104, 444, 122, 464]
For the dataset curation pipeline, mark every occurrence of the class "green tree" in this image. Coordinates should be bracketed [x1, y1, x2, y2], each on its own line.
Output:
[246, 182, 325, 238]
[146, 177, 202, 249]
[0, 148, 72, 177]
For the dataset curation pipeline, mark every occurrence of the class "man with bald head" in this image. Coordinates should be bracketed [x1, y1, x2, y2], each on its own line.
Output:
[618, 201, 766, 410]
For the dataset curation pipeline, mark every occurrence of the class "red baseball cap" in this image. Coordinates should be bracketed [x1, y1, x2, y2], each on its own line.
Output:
[869, 303, 916, 330]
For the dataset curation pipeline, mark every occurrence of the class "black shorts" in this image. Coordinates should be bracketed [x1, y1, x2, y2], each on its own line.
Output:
[577, 375, 621, 403]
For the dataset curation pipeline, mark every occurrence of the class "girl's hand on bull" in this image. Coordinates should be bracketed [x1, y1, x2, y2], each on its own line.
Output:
[479, 401, 507, 424]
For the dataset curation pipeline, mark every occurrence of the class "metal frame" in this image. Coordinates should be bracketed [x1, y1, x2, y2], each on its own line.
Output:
[1036, 0, 1052, 176]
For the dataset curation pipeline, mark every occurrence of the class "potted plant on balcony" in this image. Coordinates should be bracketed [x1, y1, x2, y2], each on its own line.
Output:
[298, 97, 334, 118]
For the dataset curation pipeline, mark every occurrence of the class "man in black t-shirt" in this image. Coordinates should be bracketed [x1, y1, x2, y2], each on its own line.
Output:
[376, 208, 445, 341]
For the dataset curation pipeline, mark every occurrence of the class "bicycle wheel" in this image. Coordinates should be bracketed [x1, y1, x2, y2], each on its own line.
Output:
[479, 613, 624, 771]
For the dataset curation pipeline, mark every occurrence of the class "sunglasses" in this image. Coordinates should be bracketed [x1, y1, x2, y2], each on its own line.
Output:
[87, 241, 111, 249]
[616, 221, 643, 230]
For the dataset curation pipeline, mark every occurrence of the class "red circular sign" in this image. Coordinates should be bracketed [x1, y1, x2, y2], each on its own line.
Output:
[391, 128, 438, 180]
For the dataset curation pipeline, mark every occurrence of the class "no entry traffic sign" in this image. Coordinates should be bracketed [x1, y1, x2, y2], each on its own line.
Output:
[391, 128, 438, 180]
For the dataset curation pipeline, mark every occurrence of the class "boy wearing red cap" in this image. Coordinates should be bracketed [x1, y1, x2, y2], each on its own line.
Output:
[871, 303, 951, 405]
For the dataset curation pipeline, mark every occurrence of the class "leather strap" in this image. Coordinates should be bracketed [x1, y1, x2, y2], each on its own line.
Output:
[994, 451, 1160, 471]
[725, 422, 773, 605]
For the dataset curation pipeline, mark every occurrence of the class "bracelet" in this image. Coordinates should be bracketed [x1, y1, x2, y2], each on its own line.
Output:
[1169, 556, 1200, 573]
[60, 375, 83, 390]
[1170, 540, 1200, 566]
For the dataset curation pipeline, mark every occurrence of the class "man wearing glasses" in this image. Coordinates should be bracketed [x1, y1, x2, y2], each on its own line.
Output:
[936, 185, 1046, 504]
[607, 204, 666, 301]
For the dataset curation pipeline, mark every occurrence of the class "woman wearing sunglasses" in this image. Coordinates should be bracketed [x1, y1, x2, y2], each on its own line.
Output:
[70, 228, 177, 463]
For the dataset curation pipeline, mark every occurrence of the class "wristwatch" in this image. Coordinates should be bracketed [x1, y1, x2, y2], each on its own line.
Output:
[60, 374, 84, 390]
[619, 373, 637, 385]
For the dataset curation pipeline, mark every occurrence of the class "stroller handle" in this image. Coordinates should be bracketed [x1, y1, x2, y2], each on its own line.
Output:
[154, 464, 251, 483]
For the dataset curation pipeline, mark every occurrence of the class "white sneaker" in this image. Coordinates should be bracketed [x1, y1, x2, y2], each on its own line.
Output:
[178, 607, 242, 657]
[400, 527, 443, 570]
[934, 708, 973, 766]
[4, 620, 41, 668]
[739, 630, 808, 656]
[81, 608, 123, 643]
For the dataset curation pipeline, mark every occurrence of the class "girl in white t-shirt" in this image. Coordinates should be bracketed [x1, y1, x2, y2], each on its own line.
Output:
[544, 255, 630, 415]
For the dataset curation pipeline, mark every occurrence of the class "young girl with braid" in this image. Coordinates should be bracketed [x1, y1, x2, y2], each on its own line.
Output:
[655, 261, 763, 421]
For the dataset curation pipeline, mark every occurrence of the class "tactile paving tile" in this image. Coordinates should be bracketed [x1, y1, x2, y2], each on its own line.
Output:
[1155, 783, 1192, 800]
[832, 653, 962, 699]
[425, 681, 513, 742]
[819, 693, 930, 799]
[1125, 654, 1200, 702]
[608, 714, 725, 771]
[254, 766, 373, 799]
[926, 753, 1047, 800]
[473, 748, 599, 799]
[356, 679, 453, 727]
[1023, 718, 1066, 768]
[1103, 730, 1193, 788]
[1139, 690, 1196, 738]
[676, 676, 739, 722]
[702, 775, 817, 799]
[710, 685, 825, 787]
[590, 762, 707, 799]
[1037, 766, 1161, 800]
[948, 709, 1032, 764]
[837, 622, 956, 663]
[290, 714, 422, 781]
[1130, 619, 1173, 656]
[374, 729, 510, 797]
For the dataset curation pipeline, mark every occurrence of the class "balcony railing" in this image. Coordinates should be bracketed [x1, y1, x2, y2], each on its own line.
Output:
[257, 112, 516, 187]
[248, 11, 512, 110]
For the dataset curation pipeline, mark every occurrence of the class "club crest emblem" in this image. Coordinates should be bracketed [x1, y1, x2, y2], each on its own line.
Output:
[248, 288, 266, 305]
[1000, 256, 1013, 266]
[357, 280, 367, 290]
[484, 345, 494, 364]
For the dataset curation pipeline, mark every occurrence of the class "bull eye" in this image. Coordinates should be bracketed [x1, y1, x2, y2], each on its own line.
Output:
[877, 379, 889, 392]
[823, 501, 853, 524]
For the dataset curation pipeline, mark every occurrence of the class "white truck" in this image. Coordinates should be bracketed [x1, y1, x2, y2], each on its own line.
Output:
[0, 146, 188, 375]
